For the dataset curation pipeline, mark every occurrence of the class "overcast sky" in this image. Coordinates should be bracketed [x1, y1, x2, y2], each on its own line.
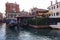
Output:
[0, 0, 60, 13]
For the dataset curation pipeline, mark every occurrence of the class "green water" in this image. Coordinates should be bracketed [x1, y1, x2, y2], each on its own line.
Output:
[0, 23, 60, 40]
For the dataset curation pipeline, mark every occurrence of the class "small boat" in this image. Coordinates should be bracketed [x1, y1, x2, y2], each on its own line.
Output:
[7, 19, 17, 28]
[49, 22, 60, 29]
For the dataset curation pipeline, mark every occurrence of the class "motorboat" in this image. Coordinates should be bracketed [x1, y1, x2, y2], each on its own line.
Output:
[7, 19, 17, 28]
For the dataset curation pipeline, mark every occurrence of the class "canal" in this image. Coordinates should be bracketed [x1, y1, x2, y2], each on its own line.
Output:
[0, 23, 60, 40]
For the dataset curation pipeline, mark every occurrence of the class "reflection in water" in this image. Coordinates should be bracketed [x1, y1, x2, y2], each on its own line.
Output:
[0, 23, 6, 40]
[0, 23, 60, 40]
[18, 31, 52, 40]
[48, 30, 60, 40]
[49, 30, 60, 36]
[5, 26, 20, 40]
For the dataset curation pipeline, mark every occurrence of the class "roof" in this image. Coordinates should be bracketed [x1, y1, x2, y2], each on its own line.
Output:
[6, 2, 19, 6]
[31, 7, 48, 13]
[36, 9, 48, 13]
[16, 15, 35, 18]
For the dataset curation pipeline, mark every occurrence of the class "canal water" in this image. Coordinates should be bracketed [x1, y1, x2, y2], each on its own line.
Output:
[0, 23, 60, 40]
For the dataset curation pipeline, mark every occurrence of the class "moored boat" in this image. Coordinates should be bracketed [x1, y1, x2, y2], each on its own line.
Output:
[49, 22, 60, 29]
[6, 19, 17, 28]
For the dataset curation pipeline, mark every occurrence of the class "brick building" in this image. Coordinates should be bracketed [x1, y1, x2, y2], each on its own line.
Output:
[5, 2, 20, 19]
[6, 2, 20, 13]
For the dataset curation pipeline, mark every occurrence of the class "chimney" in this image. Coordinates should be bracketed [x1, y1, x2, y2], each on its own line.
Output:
[15, 2, 17, 4]
[56, 0, 58, 4]
[51, 1, 53, 6]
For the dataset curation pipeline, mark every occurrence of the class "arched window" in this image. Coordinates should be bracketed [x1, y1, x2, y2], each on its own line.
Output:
[57, 5, 58, 8]
[56, 12, 59, 16]
[54, 13, 55, 16]
[54, 6, 55, 9]
[52, 7, 53, 10]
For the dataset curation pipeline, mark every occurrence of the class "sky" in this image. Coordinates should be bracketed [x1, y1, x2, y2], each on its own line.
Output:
[0, 0, 60, 13]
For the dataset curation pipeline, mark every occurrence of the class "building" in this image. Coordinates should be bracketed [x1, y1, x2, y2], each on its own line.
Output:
[31, 7, 49, 17]
[47, 0, 60, 29]
[0, 13, 3, 19]
[0, 13, 4, 22]
[31, 7, 38, 15]
[17, 10, 29, 17]
[6, 2, 20, 13]
[5, 2, 20, 19]
[48, 0, 60, 18]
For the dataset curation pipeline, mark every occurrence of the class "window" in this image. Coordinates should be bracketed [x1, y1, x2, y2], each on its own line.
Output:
[10, 14, 13, 17]
[51, 14, 53, 16]
[54, 13, 55, 16]
[48, 8, 50, 10]
[48, 14, 50, 16]
[54, 6, 55, 9]
[57, 5, 58, 8]
[52, 7, 53, 10]
[56, 12, 59, 16]
[14, 14, 16, 17]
